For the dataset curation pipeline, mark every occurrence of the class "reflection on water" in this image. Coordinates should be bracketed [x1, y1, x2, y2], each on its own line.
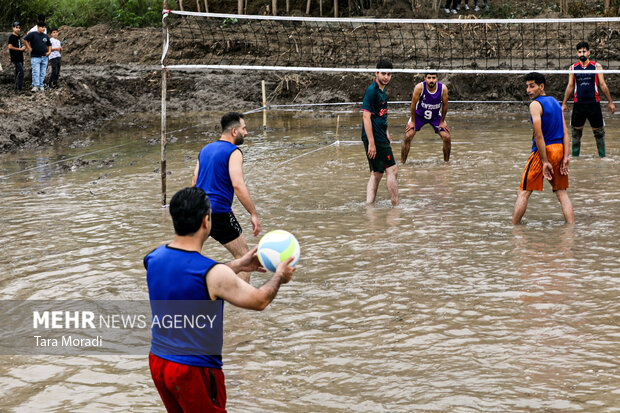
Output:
[0, 110, 618, 412]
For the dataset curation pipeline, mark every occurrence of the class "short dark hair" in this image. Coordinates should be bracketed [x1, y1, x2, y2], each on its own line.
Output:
[37, 21, 46, 28]
[524, 72, 546, 86]
[169, 187, 211, 236]
[50, 27, 58, 33]
[376, 59, 393, 70]
[576, 41, 589, 50]
[425, 72, 438, 77]
[220, 112, 244, 132]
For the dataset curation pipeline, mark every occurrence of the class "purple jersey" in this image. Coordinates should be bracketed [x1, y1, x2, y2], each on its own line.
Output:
[415, 82, 443, 122]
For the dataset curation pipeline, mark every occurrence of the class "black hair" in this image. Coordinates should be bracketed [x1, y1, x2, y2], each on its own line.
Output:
[376, 59, 393, 70]
[169, 187, 211, 236]
[425, 72, 438, 77]
[576, 41, 589, 51]
[524, 72, 546, 86]
[220, 111, 244, 132]
[50, 27, 58, 33]
[37, 21, 46, 28]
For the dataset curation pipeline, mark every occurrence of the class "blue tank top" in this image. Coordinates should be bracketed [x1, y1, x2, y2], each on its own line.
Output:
[195, 141, 239, 213]
[573, 62, 599, 103]
[145, 245, 224, 368]
[531, 96, 565, 152]
[415, 82, 443, 120]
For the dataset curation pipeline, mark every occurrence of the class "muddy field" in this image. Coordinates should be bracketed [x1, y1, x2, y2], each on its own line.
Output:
[0, 23, 617, 152]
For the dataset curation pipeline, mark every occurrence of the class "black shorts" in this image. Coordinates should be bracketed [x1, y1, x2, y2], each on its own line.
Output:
[363, 139, 396, 173]
[210, 212, 242, 245]
[571, 102, 604, 129]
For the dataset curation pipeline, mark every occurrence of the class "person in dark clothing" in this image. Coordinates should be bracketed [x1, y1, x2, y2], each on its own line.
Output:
[444, 0, 460, 13]
[7, 21, 26, 93]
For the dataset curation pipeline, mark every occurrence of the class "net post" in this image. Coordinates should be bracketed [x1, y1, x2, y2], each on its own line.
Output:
[161, 1, 169, 207]
[261, 80, 267, 129]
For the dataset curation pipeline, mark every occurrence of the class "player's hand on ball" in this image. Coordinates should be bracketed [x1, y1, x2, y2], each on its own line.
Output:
[275, 257, 296, 284]
[237, 247, 267, 273]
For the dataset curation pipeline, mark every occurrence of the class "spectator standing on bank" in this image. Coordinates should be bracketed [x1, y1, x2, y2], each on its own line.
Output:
[23, 22, 51, 92]
[444, 0, 459, 14]
[474, 0, 489, 11]
[8, 21, 26, 94]
[29, 14, 47, 34]
[47, 28, 62, 88]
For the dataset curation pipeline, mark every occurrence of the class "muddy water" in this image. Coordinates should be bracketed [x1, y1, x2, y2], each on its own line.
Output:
[0, 109, 618, 412]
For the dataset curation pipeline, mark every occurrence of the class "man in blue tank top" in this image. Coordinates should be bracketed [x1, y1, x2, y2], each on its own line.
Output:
[145, 187, 295, 412]
[561, 41, 615, 157]
[193, 112, 260, 282]
[402, 73, 451, 163]
[513, 72, 574, 225]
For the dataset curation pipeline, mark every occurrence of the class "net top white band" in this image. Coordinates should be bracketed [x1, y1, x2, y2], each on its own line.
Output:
[168, 10, 620, 25]
[163, 64, 620, 75]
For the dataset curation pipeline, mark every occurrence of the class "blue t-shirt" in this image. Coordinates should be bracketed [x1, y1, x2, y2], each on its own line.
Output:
[531, 96, 565, 152]
[145, 245, 224, 368]
[195, 140, 239, 213]
[361, 80, 389, 143]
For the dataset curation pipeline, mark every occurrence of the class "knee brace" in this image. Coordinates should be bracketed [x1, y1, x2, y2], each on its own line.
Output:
[593, 128, 606, 157]
[571, 127, 583, 156]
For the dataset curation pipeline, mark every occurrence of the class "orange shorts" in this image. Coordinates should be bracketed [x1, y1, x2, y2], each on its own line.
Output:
[519, 143, 569, 191]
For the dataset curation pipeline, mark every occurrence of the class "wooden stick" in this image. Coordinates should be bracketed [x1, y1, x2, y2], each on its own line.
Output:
[262, 80, 267, 129]
[335, 115, 340, 140]
[306, 0, 312, 14]
[161, 1, 169, 206]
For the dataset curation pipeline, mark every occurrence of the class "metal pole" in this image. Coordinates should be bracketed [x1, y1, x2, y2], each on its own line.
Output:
[161, 1, 169, 206]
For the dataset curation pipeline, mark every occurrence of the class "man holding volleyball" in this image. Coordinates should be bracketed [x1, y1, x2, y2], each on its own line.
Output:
[146, 187, 295, 412]
[361, 59, 399, 206]
[193, 112, 260, 282]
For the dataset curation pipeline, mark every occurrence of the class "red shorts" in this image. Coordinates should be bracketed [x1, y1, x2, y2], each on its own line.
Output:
[519, 143, 569, 191]
[149, 353, 227, 412]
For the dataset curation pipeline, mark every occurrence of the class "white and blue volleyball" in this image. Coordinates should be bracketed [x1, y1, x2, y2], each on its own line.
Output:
[257, 230, 300, 272]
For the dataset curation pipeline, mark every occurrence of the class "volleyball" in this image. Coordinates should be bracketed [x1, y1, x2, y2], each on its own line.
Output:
[257, 230, 300, 272]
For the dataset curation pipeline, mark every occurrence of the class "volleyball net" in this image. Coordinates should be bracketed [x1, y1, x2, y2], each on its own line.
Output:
[161, 11, 620, 74]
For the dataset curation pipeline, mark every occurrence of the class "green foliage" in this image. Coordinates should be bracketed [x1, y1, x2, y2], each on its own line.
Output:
[114, 0, 168, 27]
[221, 18, 239, 28]
[50, 0, 117, 27]
[1, 0, 176, 30]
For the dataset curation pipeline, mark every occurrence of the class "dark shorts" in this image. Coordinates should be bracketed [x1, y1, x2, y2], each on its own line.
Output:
[363, 139, 396, 172]
[571, 102, 604, 129]
[149, 353, 227, 413]
[210, 212, 242, 245]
